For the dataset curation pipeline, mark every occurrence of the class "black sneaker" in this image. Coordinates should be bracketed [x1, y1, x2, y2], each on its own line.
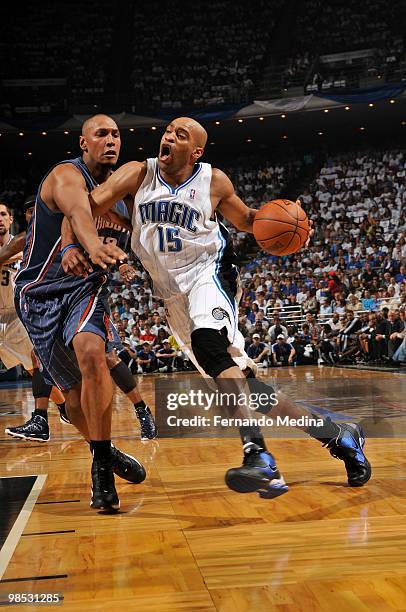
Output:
[90, 459, 120, 511]
[225, 444, 288, 499]
[111, 445, 146, 483]
[58, 405, 71, 425]
[325, 423, 371, 487]
[134, 405, 158, 440]
[5, 413, 50, 442]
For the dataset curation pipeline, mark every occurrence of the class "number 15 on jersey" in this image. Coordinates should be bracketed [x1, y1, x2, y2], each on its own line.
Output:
[157, 226, 182, 252]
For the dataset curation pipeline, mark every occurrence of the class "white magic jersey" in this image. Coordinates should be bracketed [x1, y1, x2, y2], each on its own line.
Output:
[0, 235, 19, 316]
[131, 158, 225, 298]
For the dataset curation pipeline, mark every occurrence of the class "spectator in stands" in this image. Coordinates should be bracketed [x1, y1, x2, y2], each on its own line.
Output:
[347, 294, 363, 313]
[247, 334, 270, 367]
[268, 315, 288, 342]
[361, 290, 378, 311]
[156, 339, 177, 373]
[271, 335, 296, 367]
[305, 313, 321, 341]
[327, 312, 342, 332]
[137, 341, 157, 374]
[150, 315, 169, 336]
[387, 309, 405, 358]
[139, 323, 157, 345]
[359, 312, 391, 363]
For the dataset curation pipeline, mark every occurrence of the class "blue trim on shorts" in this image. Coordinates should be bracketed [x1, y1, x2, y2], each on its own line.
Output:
[212, 229, 237, 341]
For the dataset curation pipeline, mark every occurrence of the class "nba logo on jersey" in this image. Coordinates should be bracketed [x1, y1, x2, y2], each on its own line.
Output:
[189, 188, 196, 200]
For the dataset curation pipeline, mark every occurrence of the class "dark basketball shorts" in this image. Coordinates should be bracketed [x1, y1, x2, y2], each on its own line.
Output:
[16, 279, 111, 391]
[106, 319, 124, 354]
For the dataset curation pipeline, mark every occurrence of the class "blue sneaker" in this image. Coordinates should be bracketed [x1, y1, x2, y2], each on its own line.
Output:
[225, 444, 288, 499]
[325, 423, 371, 487]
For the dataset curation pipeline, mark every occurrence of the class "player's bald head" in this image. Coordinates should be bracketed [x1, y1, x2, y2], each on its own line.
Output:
[172, 117, 208, 148]
[81, 114, 118, 136]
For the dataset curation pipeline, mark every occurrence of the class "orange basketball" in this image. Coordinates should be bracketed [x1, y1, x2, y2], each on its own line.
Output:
[253, 199, 310, 256]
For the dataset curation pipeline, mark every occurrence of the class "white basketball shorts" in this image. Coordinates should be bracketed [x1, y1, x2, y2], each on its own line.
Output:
[164, 275, 256, 376]
[0, 313, 33, 371]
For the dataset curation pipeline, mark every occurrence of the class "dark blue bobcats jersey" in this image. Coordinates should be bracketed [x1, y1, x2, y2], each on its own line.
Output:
[95, 198, 130, 252]
[15, 156, 129, 297]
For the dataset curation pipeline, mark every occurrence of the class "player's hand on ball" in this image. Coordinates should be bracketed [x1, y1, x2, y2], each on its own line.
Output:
[119, 262, 137, 283]
[88, 242, 127, 269]
[62, 246, 93, 277]
[296, 199, 314, 247]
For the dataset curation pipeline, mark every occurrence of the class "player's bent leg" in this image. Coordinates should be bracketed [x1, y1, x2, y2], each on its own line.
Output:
[191, 327, 288, 499]
[106, 349, 157, 440]
[242, 367, 371, 486]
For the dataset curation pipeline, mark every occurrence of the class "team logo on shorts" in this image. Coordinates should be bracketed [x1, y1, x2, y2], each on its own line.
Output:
[212, 307, 230, 322]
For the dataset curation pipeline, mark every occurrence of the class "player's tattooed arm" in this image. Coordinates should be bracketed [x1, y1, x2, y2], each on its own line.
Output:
[50, 164, 127, 269]
[89, 161, 147, 218]
[211, 168, 256, 232]
[0, 232, 25, 265]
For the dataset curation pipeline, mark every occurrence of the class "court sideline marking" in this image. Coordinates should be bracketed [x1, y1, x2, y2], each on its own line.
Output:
[0, 475, 47, 580]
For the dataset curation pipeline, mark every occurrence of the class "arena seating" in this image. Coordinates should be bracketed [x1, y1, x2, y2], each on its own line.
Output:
[130, 0, 284, 109]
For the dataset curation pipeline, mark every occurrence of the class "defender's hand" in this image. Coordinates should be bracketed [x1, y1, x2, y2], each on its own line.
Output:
[88, 242, 127, 269]
[62, 247, 93, 277]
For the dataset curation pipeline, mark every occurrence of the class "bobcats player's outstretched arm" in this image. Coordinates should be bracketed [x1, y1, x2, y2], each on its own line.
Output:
[89, 161, 146, 217]
[211, 168, 256, 232]
[44, 164, 126, 269]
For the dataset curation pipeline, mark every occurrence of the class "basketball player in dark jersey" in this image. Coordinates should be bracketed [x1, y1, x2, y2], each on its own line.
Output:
[15, 115, 146, 511]
[2, 195, 156, 441]
[71, 116, 371, 497]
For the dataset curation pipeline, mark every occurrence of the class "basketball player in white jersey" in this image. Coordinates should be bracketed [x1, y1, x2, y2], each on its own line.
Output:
[67, 117, 371, 497]
[0, 200, 67, 441]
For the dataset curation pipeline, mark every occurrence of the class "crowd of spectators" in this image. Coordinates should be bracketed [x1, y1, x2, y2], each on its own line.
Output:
[279, 0, 405, 94]
[1, 0, 404, 114]
[0, 0, 113, 114]
[129, 0, 284, 109]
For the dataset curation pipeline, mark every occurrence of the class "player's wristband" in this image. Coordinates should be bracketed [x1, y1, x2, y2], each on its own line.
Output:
[61, 243, 81, 257]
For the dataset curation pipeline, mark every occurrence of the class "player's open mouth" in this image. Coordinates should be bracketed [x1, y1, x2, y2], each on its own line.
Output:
[103, 151, 117, 158]
[159, 144, 172, 162]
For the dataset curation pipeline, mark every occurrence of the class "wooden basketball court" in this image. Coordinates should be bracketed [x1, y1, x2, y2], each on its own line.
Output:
[1, 365, 406, 611]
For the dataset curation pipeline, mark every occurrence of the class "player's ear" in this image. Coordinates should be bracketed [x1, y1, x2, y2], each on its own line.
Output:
[192, 147, 204, 161]
[79, 135, 88, 152]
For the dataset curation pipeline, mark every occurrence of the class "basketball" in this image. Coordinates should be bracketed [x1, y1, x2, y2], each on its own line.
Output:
[253, 199, 311, 256]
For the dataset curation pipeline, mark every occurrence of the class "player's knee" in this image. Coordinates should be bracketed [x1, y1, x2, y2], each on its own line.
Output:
[191, 328, 236, 378]
[75, 337, 106, 377]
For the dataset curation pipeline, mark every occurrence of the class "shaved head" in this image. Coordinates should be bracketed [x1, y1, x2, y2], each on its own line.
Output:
[172, 117, 208, 148]
[81, 114, 118, 136]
